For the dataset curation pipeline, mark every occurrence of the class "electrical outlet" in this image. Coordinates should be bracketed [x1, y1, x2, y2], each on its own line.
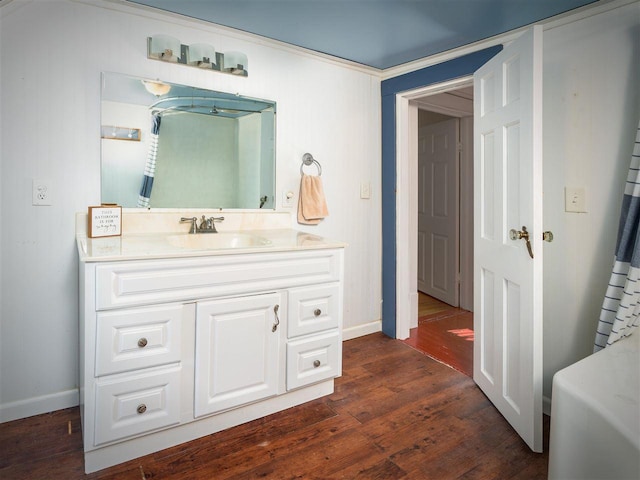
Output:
[282, 190, 295, 208]
[32, 179, 52, 206]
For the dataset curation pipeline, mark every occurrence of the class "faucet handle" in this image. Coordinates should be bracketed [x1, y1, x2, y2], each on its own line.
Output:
[179, 217, 198, 234]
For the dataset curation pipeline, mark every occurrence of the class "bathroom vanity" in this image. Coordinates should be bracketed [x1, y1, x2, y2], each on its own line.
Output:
[76, 214, 345, 473]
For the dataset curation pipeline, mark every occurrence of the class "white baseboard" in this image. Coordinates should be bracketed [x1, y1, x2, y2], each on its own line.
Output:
[0, 389, 79, 423]
[342, 320, 382, 341]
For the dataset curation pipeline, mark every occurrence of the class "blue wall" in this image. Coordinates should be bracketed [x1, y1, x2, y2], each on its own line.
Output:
[380, 46, 502, 338]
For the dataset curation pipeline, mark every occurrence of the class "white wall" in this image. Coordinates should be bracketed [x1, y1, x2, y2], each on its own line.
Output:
[542, 2, 640, 401]
[0, 0, 382, 421]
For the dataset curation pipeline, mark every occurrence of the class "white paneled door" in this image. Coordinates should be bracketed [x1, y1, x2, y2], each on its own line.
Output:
[417, 118, 460, 307]
[473, 26, 543, 452]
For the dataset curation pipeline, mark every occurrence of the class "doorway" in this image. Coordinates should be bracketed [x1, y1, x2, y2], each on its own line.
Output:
[402, 86, 475, 377]
[392, 75, 477, 340]
[380, 46, 500, 340]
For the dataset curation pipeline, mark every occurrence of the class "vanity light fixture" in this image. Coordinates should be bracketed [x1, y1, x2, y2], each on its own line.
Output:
[148, 34, 182, 62]
[222, 51, 248, 76]
[142, 80, 171, 96]
[188, 43, 217, 68]
[147, 36, 248, 77]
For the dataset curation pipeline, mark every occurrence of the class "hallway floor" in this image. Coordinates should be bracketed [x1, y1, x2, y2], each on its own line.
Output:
[402, 293, 474, 377]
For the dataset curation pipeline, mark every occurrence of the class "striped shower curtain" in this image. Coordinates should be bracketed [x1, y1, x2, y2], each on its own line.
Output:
[137, 114, 162, 207]
[594, 120, 640, 352]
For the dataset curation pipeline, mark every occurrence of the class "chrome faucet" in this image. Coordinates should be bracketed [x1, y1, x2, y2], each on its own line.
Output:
[180, 215, 224, 233]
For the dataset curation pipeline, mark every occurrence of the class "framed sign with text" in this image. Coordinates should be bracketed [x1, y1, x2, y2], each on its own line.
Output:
[88, 205, 122, 238]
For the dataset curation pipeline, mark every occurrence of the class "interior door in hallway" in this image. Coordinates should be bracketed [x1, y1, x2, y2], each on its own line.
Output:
[417, 118, 459, 307]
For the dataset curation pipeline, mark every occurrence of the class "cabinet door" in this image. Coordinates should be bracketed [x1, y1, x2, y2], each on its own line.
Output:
[195, 293, 282, 417]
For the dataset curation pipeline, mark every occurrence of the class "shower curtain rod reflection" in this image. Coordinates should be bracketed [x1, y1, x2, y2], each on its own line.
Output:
[149, 95, 272, 118]
[150, 105, 250, 117]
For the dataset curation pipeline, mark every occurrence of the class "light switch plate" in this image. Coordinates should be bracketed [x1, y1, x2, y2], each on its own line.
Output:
[360, 182, 371, 199]
[565, 187, 586, 213]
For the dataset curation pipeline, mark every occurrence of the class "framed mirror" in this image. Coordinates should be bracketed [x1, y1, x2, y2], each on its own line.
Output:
[100, 72, 276, 209]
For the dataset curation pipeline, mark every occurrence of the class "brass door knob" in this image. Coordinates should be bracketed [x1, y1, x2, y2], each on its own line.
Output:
[509, 226, 534, 259]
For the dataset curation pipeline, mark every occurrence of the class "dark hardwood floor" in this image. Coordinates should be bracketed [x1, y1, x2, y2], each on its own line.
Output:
[0, 333, 549, 479]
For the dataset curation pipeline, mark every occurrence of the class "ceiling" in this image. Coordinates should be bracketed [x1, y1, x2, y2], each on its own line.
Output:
[127, 0, 598, 69]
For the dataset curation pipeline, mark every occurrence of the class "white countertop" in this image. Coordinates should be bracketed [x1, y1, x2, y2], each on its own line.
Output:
[77, 229, 347, 262]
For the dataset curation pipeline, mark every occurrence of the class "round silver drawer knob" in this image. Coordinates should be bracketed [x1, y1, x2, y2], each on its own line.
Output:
[137, 404, 147, 414]
[313, 309, 322, 317]
[138, 338, 148, 348]
[313, 360, 321, 368]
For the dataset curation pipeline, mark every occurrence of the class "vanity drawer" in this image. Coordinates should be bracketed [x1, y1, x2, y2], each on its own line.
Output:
[94, 366, 181, 446]
[95, 250, 341, 310]
[287, 330, 341, 390]
[288, 283, 341, 338]
[95, 304, 185, 376]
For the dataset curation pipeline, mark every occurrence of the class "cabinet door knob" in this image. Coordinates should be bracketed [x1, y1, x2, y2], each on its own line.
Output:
[138, 338, 148, 348]
[313, 360, 321, 368]
[314, 308, 322, 317]
[137, 404, 147, 414]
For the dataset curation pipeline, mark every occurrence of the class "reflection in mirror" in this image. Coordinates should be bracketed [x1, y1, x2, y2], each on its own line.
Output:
[101, 72, 276, 209]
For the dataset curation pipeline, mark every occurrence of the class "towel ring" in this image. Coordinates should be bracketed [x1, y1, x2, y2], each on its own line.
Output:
[300, 152, 322, 176]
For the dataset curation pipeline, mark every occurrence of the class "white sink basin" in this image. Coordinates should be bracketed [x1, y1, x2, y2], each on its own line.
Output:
[166, 232, 272, 250]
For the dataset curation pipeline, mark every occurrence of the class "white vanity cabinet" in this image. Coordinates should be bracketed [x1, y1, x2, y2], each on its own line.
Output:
[78, 246, 344, 474]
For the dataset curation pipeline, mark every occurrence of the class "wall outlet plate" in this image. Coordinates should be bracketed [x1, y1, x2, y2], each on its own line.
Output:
[282, 190, 295, 208]
[32, 179, 52, 206]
